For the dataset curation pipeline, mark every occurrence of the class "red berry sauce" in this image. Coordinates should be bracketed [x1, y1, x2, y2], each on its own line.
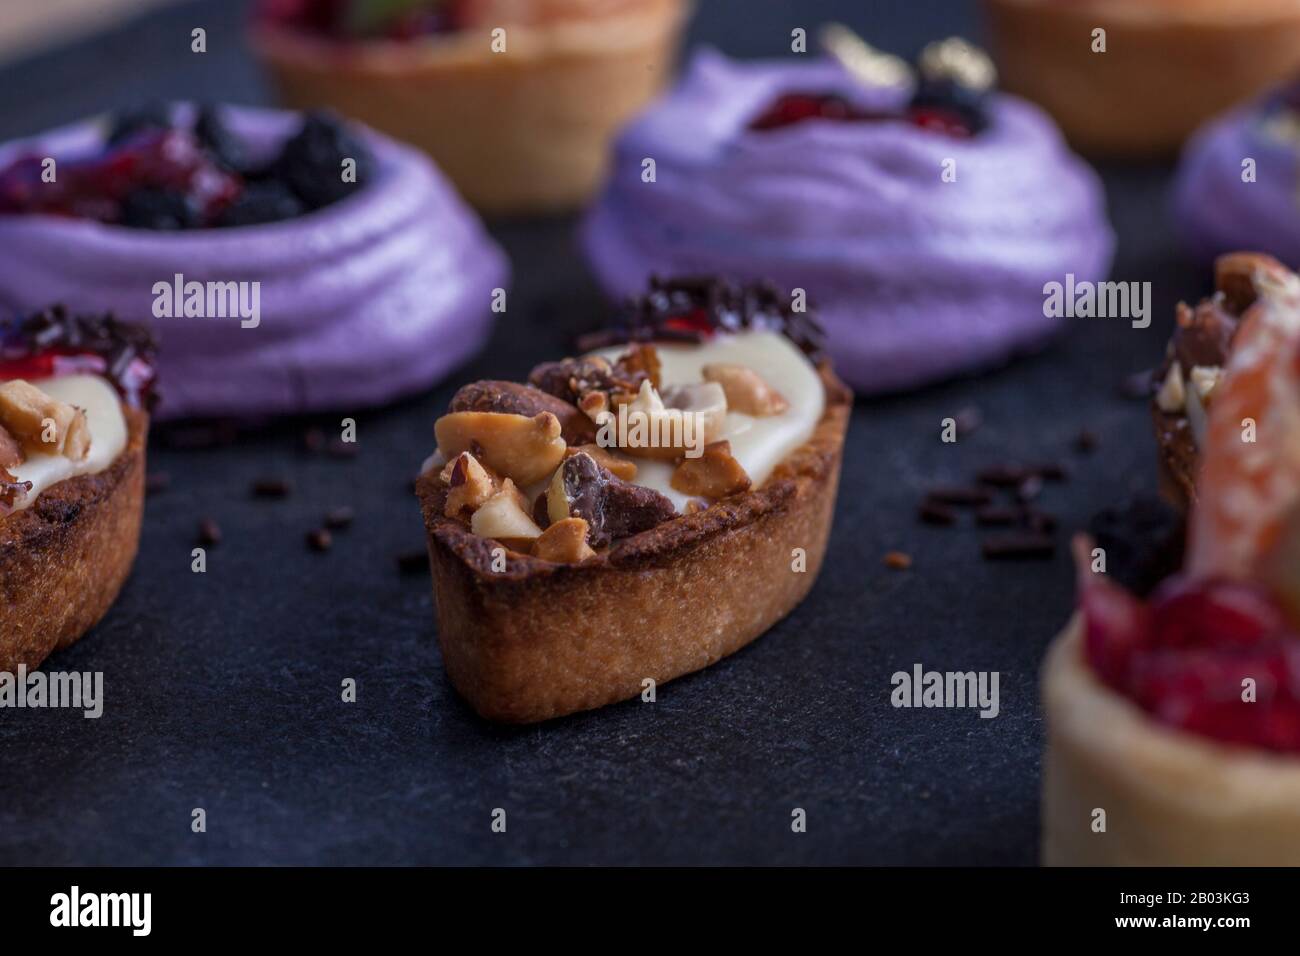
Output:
[747, 91, 977, 138]
[1078, 551, 1300, 752]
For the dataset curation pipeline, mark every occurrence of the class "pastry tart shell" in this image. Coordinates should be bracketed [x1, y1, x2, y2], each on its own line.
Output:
[1042, 613, 1300, 865]
[251, 0, 690, 214]
[0, 405, 147, 672]
[417, 365, 851, 723]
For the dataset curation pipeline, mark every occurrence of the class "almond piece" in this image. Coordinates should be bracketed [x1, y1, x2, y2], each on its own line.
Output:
[671, 440, 752, 499]
[532, 517, 596, 563]
[0, 379, 90, 460]
[565, 443, 637, 481]
[470, 479, 543, 551]
[606, 380, 727, 461]
[703, 363, 789, 416]
[0, 423, 23, 470]
[440, 451, 500, 518]
[435, 410, 566, 487]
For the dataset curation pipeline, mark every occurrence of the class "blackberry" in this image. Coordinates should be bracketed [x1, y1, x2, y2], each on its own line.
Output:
[215, 180, 305, 227]
[107, 102, 172, 147]
[277, 111, 372, 209]
[119, 187, 199, 230]
[194, 105, 246, 172]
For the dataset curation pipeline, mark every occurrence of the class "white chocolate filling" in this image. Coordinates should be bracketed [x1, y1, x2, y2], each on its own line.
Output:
[6, 374, 127, 512]
[594, 331, 825, 512]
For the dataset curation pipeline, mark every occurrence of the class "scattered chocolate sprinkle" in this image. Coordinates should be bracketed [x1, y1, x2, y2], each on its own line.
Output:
[252, 478, 292, 498]
[981, 532, 1055, 560]
[197, 517, 222, 546]
[975, 505, 1019, 526]
[926, 485, 992, 506]
[976, 464, 1028, 487]
[883, 550, 913, 570]
[396, 550, 428, 574]
[919, 500, 957, 526]
[1031, 461, 1069, 482]
[324, 506, 354, 530]
[306, 528, 333, 552]
[145, 471, 171, 495]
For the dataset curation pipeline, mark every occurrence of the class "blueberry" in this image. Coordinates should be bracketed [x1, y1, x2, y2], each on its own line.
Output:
[194, 105, 246, 172]
[215, 180, 306, 227]
[107, 102, 172, 147]
[276, 111, 373, 209]
[119, 188, 199, 230]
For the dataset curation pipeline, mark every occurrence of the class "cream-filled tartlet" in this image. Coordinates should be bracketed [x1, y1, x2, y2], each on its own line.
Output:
[416, 277, 851, 722]
[1044, 266, 1300, 865]
[0, 308, 155, 671]
[251, 0, 692, 214]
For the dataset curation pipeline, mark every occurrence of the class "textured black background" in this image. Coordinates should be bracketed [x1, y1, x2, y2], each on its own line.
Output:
[0, 0, 1202, 865]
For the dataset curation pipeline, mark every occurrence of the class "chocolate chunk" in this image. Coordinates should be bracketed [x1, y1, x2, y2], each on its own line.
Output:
[451, 380, 595, 445]
[556, 452, 675, 547]
[1087, 494, 1186, 597]
[306, 528, 333, 552]
[981, 533, 1054, 560]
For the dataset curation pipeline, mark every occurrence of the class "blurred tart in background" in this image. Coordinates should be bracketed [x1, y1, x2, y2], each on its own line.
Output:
[983, 0, 1300, 157]
[250, 0, 692, 214]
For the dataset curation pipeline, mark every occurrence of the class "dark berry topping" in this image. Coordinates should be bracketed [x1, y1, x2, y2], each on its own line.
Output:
[106, 101, 172, 147]
[0, 305, 159, 410]
[576, 276, 827, 362]
[277, 111, 371, 208]
[0, 106, 373, 230]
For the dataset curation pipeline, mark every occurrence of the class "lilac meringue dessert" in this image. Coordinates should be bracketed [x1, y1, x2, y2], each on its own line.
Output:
[0, 104, 508, 420]
[1174, 83, 1300, 266]
[582, 46, 1114, 393]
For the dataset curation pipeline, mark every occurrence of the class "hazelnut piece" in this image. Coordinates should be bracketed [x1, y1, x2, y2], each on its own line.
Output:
[470, 479, 543, 551]
[440, 451, 500, 518]
[435, 410, 566, 487]
[671, 441, 752, 499]
[703, 363, 789, 416]
[532, 517, 596, 563]
[0, 379, 91, 460]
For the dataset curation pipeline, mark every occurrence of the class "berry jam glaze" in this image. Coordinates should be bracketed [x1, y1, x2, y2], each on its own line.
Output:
[748, 91, 981, 137]
[1075, 537, 1300, 753]
[0, 107, 371, 230]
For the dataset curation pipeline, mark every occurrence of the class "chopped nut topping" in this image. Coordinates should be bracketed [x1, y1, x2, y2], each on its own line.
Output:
[671, 440, 753, 499]
[450, 380, 595, 445]
[440, 451, 501, 518]
[0, 423, 22, 470]
[546, 452, 676, 547]
[0, 379, 90, 460]
[435, 410, 566, 487]
[565, 443, 637, 481]
[469, 478, 543, 550]
[528, 346, 657, 423]
[1155, 361, 1186, 414]
[702, 363, 789, 416]
[607, 380, 727, 461]
[532, 517, 596, 563]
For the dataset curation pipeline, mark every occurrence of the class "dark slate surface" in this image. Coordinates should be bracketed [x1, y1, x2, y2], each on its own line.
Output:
[0, 0, 1203, 865]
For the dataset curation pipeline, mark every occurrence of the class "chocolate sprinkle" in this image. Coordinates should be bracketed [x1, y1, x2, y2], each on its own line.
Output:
[981, 533, 1055, 560]
[197, 517, 222, 546]
[918, 500, 957, 526]
[306, 528, 333, 552]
